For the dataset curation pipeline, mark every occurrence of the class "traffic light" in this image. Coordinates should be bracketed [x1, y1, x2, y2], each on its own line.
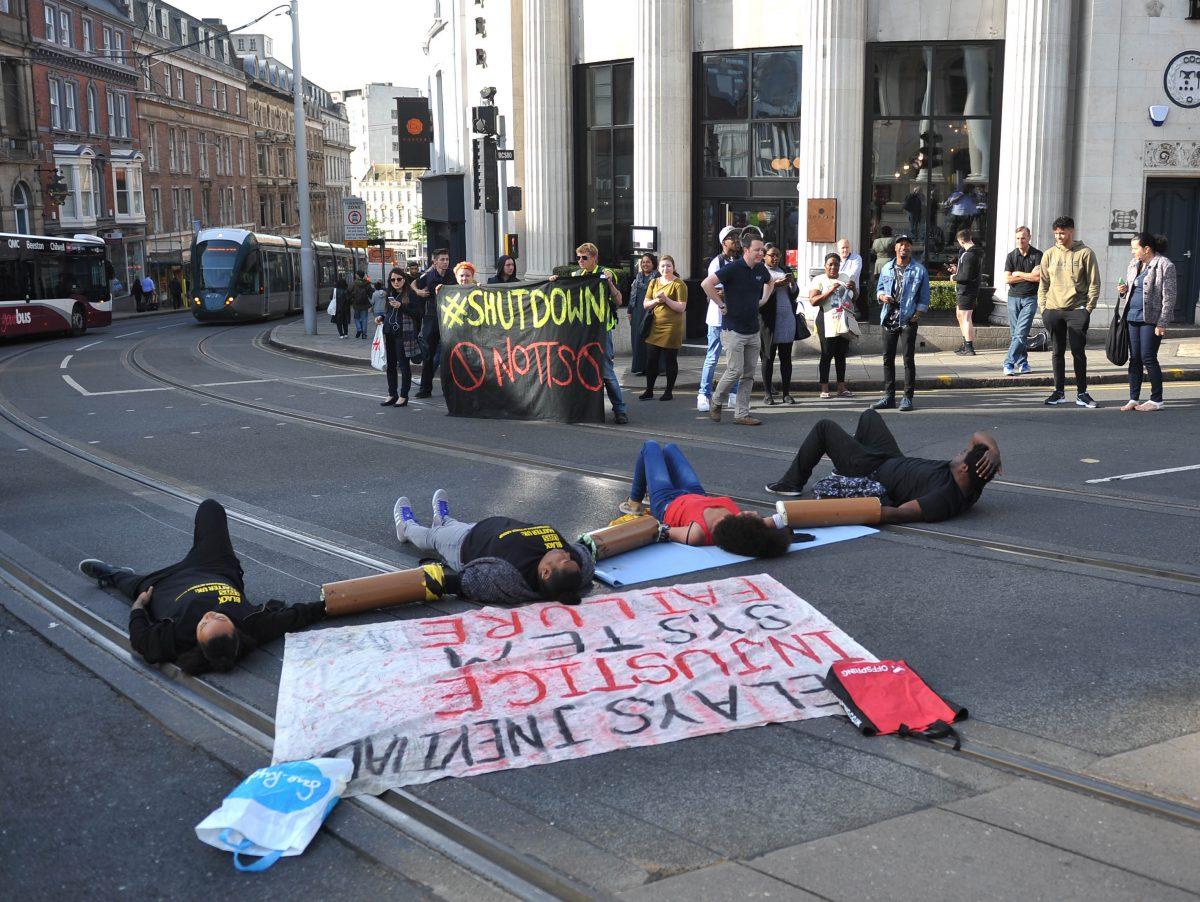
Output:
[471, 105, 497, 136]
[917, 130, 943, 170]
[472, 137, 499, 212]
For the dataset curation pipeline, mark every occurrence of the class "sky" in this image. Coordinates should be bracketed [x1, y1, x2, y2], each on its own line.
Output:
[199, 0, 428, 95]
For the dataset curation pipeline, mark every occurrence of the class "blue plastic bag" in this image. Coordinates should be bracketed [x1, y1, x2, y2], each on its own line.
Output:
[195, 758, 353, 871]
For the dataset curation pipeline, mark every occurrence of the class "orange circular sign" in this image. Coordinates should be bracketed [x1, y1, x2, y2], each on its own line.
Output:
[406, 118, 424, 136]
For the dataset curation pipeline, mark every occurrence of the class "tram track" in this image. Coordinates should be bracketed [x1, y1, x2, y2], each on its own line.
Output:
[0, 326, 1198, 884]
[125, 331, 1200, 590]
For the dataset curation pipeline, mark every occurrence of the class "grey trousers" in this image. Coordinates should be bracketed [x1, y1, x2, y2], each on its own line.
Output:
[714, 329, 761, 418]
[402, 517, 474, 568]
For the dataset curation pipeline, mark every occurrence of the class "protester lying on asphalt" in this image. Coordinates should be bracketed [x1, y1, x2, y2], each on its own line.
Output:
[765, 410, 1000, 523]
[79, 500, 326, 674]
[393, 490, 595, 605]
[619, 440, 792, 556]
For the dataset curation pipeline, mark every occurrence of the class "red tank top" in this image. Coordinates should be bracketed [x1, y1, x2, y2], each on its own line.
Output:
[663, 494, 740, 544]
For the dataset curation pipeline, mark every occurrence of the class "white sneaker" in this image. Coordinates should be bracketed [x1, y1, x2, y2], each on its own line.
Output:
[1135, 400, 1163, 412]
[1120, 400, 1139, 412]
[696, 394, 711, 412]
[393, 496, 416, 542]
[432, 488, 450, 525]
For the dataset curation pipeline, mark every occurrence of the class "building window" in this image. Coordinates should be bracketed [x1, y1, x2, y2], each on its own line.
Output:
[171, 186, 181, 230]
[82, 17, 92, 51]
[150, 187, 162, 231]
[147, 124, 158, 170]
[862, 42, 1002, 280]
[106, 91, 129, 138]
[259, 193, 268, 226]
[58, 10, 71, 47]
[44, 5, 56, 42]
[241, 187, 248, 223]
[198, 132, 208, 175]
[194, 75, 201, 104]
[180, 128, 190, 171]
[113, 165, 143, 218]
[695, 48, 802, 271]
[257, 143, 266, 176]
[237, 38, 244, 50]
[219, 84, 227, 111]
[175, 68, 184, 97]
[101, 24, 113, 56]
[573, 61, 634, 265]
[63, 81, 77, 131]
[163, 63, 171, 97]
[223, 136, 232, 174]
[86, 84, 97, 133]
[167, 127, 177, 171]
[113, 31, 125, 62]
[235, 91, 241, 116]
[210, 80, 217, 108]
[183, 187, 193, 224]
[48, 77, 61, 129]
[12, 182, 31, 234]
[238, 139, 245, 176]
[56, 160, 97, 223]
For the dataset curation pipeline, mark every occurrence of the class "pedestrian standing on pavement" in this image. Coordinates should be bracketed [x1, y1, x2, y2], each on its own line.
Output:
[131, 274, 145, 311]
[1118, 233, 1176, 412]
[334, 274, 353, 338]
[78, 500, 326, 674]
[701, 234, 773, 426]
[352, 272, 374, 339]
[870, 226, 896, 281]
[639, 255, 687, 401]
[874, 234, 930, 412]
[141, 274, 157, 309]
[948, 229, 983, 355]
[570, 242, 628, 424]
[411, 248, 455, 398]
[837, 237, 865, 319]
[1002, 226, 1042, 376]
[629, 253, 657, 376]
[698, 226, 742, 412]
[369, 280, 386, 324]
[377, 267, 418, 408]
[809, 253, 855, 400]
[1038, 216, 1101, 408]
[760, 243, 801, 405]
[488, 255, 519, 284]
[169, 275, 183, 310]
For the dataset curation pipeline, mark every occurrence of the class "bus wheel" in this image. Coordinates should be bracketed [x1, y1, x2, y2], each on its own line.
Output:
[70, 304, 87, 337]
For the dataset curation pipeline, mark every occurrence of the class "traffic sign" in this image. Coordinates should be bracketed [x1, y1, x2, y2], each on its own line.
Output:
[343, 196, 368, 241]
[346, 240, 368, 248]
[495, 148, 515, 162]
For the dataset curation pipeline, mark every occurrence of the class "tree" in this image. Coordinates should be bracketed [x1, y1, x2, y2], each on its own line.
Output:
[409, 217, 427, 242]
[366, 216, 383, 240]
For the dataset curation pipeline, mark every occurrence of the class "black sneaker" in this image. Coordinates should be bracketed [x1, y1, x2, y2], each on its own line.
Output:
[1076, 392, 1099, 409]
[414, 390, 432, 399]
[78, 559, 133, 588]
[871, 396, 896, 410]
[614, 411, 629, 425]
[765, 481, 802, 497]
[1043, 390, 1067, 406]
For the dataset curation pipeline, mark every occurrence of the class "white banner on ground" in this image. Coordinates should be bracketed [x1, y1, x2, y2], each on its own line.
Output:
[274, 574, 875, 796]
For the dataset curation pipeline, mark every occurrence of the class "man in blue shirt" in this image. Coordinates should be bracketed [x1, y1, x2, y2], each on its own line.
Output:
[411, 248, 455, 398]
[874, 235, 930, 411]
[700, 235, 774, 426]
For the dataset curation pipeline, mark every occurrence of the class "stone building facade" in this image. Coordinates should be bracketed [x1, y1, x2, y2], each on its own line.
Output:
[0, 1, 42, 236]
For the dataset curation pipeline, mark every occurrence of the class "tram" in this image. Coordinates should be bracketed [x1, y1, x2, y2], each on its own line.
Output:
[0, 232, 111, 339]
[189, 228, 366, 322]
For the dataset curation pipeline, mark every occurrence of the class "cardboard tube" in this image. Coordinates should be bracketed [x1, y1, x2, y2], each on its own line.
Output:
[586, 516, 661, 560]
[776, 497, 882, 528]
[322, 563, 445, 617]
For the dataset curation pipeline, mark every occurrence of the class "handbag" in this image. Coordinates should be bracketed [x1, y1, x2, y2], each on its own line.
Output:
[1105, 296, 1129, 366]
[639, 304, 656, 341]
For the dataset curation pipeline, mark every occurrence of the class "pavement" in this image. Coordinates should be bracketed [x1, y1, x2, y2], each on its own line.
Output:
[2, 312, 1198, 898]
[270, 317, 1200, 393]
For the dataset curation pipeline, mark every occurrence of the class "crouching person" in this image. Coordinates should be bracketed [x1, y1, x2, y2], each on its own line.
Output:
[393, 489, 595, 605]
[621, 440, 792, 556]
[79, 499, 326, 674]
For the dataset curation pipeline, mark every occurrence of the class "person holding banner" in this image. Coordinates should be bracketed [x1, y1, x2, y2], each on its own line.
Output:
[621, 441, 791, 556]
[412, 248, 456, 398]
[639, 255, 687, 401]
[393, 490, 595, 605]
[570, 242, 628, 424]
[376, 268, 419, 407]
[489, 255, 520, 284]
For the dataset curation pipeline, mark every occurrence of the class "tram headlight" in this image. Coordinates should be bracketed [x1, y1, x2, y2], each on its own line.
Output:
[192, 297, 200, 305]
[224, 297, 233, 306]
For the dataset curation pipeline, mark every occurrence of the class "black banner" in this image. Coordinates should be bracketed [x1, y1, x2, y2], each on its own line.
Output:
[438, 276, 609, 422]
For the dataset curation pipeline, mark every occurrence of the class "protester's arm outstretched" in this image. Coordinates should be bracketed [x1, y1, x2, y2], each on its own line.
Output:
[243, 600, 327, 646]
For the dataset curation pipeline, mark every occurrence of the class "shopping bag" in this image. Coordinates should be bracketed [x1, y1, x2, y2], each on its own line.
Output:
[828, 308, 852, 337]
[326, 294, 337, 318]
[195, 758, 353, 872]
[370, 325, 386, 371]
[823, 659, 967, 748]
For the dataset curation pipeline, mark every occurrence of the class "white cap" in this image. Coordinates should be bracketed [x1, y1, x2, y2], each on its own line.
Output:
[719, 225, 740, 245]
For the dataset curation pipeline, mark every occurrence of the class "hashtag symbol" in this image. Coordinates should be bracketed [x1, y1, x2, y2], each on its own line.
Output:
[441, 292, 469, 328]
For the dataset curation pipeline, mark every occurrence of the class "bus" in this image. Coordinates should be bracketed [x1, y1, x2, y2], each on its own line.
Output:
[0, 232, 111, 339]
[189, 228, 366, 322]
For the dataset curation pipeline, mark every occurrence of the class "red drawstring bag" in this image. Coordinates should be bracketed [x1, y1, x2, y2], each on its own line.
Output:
[824, 659, 968, 748]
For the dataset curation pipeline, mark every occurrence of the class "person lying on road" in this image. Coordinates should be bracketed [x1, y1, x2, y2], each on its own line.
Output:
[619, 440, 792, 557]
[393, 490, 595, 605]
[79, 500, 326, 674]
[765, 410, 1001, 522]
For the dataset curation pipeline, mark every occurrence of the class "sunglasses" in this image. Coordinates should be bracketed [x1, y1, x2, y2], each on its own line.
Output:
[576, 254, 592, 260]
[389, 276, 404, 281]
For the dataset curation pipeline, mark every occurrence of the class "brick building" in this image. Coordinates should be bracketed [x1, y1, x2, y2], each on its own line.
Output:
[125, 1, 253, 302]
[307, 79, 350, 243]
[237, 40, 299, 238]
[0, 1, 42, 235]
[28, 0, 145, 295]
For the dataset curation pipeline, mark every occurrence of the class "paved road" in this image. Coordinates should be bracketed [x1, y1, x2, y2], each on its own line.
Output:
[1, 312, 1197, 899]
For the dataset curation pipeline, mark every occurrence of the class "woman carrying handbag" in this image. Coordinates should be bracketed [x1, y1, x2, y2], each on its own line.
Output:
[808, 252, 857, 399]
[638, 255, 687, 401]
[1116, 233, 1177, 411]
[376, 268, 420, 407]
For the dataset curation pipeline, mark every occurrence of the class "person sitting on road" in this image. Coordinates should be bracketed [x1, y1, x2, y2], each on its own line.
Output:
[79, 500, 326, 675]
[393, 490, 595, 605]
[765, 410, 1000, 523]
[620, 440, 792, 557]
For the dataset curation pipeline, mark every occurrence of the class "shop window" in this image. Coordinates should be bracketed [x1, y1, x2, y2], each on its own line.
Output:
[573, 60, 634, 265]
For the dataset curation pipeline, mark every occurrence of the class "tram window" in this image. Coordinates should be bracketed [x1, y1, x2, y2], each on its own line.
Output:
[238, 252, 261, 293]
[265, 251, 290, 292]
[318, 254, 335, 287]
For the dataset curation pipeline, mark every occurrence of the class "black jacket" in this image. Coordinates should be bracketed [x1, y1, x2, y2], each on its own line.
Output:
[128, 599, 326, 673]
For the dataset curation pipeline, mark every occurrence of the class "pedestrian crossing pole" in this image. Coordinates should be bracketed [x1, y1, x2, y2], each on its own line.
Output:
[290, 0, 318, 335]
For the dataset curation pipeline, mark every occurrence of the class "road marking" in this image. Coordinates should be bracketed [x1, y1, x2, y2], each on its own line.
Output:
[15, 448, 27, 452]
[87, 440, 99, 444]
[61, 374, 171, 397]
[75, 340, 102, 351]
[1086, 463, 1200, 484]
[59, 355, 73, 369]
[113, 329, 144, 338]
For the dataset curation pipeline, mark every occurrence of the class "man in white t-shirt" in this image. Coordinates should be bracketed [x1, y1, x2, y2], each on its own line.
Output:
[836, 237, 864, 318]
[698, 226, 742, 412]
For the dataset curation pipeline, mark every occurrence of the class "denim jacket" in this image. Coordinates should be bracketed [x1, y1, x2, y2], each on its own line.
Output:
[876, 259, 931, 326]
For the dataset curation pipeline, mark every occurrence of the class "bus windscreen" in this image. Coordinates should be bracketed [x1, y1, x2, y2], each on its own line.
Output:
[195, 240, 241, 291]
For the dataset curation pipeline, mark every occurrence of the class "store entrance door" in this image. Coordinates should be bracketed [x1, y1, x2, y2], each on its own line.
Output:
[1145, 178, 1199, 323]
[700, 199, 800, 273]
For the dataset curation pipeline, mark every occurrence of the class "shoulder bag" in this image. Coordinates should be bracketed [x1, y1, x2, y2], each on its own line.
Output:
[1105, 293, 1129, 366]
